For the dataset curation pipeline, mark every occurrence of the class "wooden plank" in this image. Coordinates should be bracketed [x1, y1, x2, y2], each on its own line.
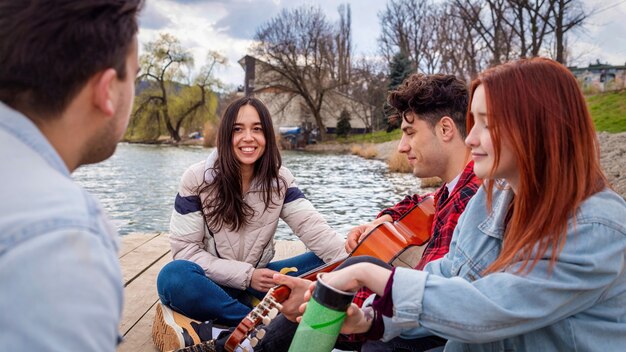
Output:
[120, 254, 171, 336]
[119, 233, 161, 258]
[119, 234, 171, 286]
[118, 301, 160, 352]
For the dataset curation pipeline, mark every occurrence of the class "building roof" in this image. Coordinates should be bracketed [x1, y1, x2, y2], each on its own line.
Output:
[569, 61, 626, 73]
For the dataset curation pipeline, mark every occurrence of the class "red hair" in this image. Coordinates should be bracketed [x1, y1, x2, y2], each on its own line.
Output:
[467, 57, 608, 274]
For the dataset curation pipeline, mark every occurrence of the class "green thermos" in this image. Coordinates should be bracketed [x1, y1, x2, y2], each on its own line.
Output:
[288, 273, 356, 352]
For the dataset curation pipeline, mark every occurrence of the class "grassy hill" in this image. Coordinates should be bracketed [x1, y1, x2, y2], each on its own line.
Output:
[587, 90, 626, 133]
[340, 128, 402, 144]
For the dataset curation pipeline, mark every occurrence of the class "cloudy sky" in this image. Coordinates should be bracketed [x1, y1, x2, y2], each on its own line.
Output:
[137, 0, 626, 89]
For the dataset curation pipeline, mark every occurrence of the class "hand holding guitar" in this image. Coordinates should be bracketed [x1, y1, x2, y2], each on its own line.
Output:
[345, 215, 393, 253]
[251, 268, 279, 292]
[272, 274, 312, 322]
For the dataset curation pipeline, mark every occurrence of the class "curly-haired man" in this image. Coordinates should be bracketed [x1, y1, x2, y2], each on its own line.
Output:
[255, 73, 483, 352]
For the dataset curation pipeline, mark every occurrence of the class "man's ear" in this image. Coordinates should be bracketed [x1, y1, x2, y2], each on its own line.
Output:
[438, 116, 456, 142]
[92, 68, 118, 117]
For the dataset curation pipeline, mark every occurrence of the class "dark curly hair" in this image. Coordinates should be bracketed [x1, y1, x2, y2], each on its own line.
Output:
[388, 73, 469, 137]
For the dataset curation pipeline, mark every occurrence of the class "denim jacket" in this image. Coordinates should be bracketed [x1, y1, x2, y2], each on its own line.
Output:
[383, 183, 626, 351]
[0, 103, 123, 351]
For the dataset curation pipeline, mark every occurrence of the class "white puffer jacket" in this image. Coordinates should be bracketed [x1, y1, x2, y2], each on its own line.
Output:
[169, 151, 346, 290]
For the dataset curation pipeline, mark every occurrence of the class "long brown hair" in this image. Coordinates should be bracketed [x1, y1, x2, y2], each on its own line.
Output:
[468, 57, 608, 273]
[198, 97, 285, 232]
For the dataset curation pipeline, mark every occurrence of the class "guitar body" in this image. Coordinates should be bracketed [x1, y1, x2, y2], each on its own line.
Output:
[224, 197, 435, 351]
[351, 197, 434, 265]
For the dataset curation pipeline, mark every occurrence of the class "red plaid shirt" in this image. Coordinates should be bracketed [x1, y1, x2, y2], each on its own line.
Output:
[352, 161, 481, 308]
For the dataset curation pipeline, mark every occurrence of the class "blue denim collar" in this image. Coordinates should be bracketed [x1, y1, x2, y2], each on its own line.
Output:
[477, 181, 515, 239]
[0, 102, 69, 177]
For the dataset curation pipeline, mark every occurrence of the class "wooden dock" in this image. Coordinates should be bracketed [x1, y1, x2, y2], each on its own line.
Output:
[117, 233, 305, 352]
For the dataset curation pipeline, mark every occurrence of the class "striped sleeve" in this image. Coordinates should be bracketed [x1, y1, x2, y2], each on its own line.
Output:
[168, 161, 255, 290]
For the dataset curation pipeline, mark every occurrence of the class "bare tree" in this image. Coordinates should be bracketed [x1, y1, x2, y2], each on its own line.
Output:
[451, 0, 588, 67]
[505, 0, 555, 58]
[452, 0, 516, 67]
[548, 0, 588, 63]
[337, 4, 352, 92]
[436, 2, 484, 80]
[376, 0, 591, 81]
[347, 58, 388, 132]
[251, 5, 351, 141]
[378, 0, 412, 63]
[378, 0, 440, 73]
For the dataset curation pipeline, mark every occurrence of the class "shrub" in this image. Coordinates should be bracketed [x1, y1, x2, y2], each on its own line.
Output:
[336, 109, 352, 137]
[386, 150, 411, 172]
[351, 144, 378, 159]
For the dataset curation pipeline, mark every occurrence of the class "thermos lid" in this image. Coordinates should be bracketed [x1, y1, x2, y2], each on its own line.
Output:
[314, 273, 356, 311]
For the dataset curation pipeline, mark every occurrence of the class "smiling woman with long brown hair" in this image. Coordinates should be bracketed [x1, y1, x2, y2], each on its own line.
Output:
[152, 96, 346, 351]
[300, 58, 626, 351]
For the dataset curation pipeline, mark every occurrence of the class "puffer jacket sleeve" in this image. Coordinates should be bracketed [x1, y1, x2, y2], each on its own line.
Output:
[169, 162, 254, 290]
[279, 167, 347, 263]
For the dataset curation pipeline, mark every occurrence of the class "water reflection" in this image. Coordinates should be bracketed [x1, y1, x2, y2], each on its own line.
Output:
[73, 143, 436, 240]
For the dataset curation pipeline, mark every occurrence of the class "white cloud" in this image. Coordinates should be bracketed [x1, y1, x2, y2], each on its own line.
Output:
[137, 0, 626, 88]
[570, 0, 626, 66]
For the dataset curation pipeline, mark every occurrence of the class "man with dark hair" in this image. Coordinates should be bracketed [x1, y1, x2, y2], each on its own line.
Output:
[252, 73, 482, 352]
[0, 0, 143, 350]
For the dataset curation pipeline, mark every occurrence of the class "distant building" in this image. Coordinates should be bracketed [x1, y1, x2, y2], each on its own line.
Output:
[238, 55, 372, 139]
[569, 61, 626, 93]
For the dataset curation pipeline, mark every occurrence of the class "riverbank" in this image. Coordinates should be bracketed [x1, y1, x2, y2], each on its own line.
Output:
[306, 132, 626, 198]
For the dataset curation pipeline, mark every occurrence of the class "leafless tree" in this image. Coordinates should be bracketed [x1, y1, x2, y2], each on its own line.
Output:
[505, 0, 555, 58]
[452, 0, 589, 66]
[548, 0, 588, 63]
[251, 5, 352, 141]
[436, 3, 484, 81]
[347, 58, 388, 132]
[452, 0, 516, 67]
[378, 0, 441, 73]
[337, 4, 352, 93]
[378, 0, 411, 63]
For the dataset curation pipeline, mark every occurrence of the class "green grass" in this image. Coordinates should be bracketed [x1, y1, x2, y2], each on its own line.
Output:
[587, 90, 626, 133]
[335, 128, 402, 144]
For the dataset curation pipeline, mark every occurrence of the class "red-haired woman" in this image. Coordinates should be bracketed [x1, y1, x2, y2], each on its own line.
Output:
[306, 58, 626, 351]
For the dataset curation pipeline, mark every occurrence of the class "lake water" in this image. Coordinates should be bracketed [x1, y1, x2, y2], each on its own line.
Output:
[73, 143, 435, 240]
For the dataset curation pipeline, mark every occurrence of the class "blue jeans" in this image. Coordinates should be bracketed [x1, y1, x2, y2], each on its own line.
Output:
[156, 251, 324, 326]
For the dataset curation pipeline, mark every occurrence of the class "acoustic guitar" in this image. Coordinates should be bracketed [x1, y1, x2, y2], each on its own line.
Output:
[224, 197, 435, 352]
